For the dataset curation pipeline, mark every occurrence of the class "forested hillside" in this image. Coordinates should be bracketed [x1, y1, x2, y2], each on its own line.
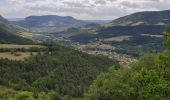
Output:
[0, 44, 118, 99]
[0, 23, 32, 44]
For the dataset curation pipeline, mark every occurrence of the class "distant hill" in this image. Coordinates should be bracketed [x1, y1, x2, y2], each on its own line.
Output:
[0, 15, 32, 44]
[7, 18, 24, 21]
[83, 20, 111, 24]
[111, 10, 170, 26]
[11, 15, 88, 33]
[0, 15, 9, 24]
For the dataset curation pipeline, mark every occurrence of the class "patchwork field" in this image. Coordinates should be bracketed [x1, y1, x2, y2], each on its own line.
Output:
[104, 35, 132, 42]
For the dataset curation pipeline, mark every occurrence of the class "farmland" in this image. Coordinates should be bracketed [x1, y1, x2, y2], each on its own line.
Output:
[0, 52, 39, 61]
[0, 44, 45, 49]
[0, 44, 45, 60]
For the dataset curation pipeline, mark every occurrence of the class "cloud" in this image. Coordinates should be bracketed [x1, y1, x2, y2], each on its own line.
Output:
[1, 0, 170, 20]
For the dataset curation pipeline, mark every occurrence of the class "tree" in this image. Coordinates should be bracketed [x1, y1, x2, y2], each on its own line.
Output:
[130, 68, 170, 100]
[85, 52, 170, 100]
[38, 91, 61, 100]
[46, 91, 61, 100]
[164, 26, 170, 49]
[85, 69, 133, 100]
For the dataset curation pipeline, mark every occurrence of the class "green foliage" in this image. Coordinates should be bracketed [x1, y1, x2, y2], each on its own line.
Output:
[164, 26, 170, 49]
[7, 90, 73, 100]
[130, 68, 169, 100]
[85, 70, 132, 100]
[37, 91, 61, 100]
[85, 51, 170, 100]
[9, 91, 34, 100]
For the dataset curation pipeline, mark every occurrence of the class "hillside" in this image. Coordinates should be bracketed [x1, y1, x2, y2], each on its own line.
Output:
[0, 15, 8, 24]
[53, 24, 165, 57]
[53, 10, 170, 43]
[0, 15, 32, 44]
[111, 10, 170, 26]
[0, 44, 118, 99]
[11, 15, 88, 33]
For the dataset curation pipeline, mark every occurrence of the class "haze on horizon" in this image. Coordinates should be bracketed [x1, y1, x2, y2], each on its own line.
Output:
[0, 0, 170, 20]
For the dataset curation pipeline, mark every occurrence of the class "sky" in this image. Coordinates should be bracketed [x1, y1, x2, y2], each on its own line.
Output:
[0, 0, 170, 20]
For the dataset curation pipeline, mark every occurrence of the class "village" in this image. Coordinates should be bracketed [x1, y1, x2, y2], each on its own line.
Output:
[72, 42, 137, 65]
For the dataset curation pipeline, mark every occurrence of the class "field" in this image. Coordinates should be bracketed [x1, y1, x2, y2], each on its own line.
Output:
[0, 44, 45, 49]
[141, 34, 163, 38]
[104, 35, 132, 42]
[0, 44, 45, 60]
[0, 52, 39, 61]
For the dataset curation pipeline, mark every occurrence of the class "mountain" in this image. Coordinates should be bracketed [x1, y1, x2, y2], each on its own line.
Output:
[0, 15, 32, 44]
[7, 18, 24, 21]
[111, 10, 170, 26]
[11, 15, 88, 33]
[53, 10, 170, 41]
[83, 20, 111, 24]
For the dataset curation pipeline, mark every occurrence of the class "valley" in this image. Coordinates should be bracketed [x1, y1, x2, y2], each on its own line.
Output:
[0, 8, 170, 99]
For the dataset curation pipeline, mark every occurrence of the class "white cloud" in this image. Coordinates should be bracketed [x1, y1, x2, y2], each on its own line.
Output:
[1, 0, 170, 20]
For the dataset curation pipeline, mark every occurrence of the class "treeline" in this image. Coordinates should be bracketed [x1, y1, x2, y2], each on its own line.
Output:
[0, 45, 118, 99]
[0, 47, 46, 52]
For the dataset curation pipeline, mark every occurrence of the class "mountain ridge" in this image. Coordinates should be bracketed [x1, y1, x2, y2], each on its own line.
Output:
[111, 10, 170, 26]
[11, 15, 88, 33]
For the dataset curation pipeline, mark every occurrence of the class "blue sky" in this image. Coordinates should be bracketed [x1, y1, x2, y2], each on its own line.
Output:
[0, 0, 170, 20]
